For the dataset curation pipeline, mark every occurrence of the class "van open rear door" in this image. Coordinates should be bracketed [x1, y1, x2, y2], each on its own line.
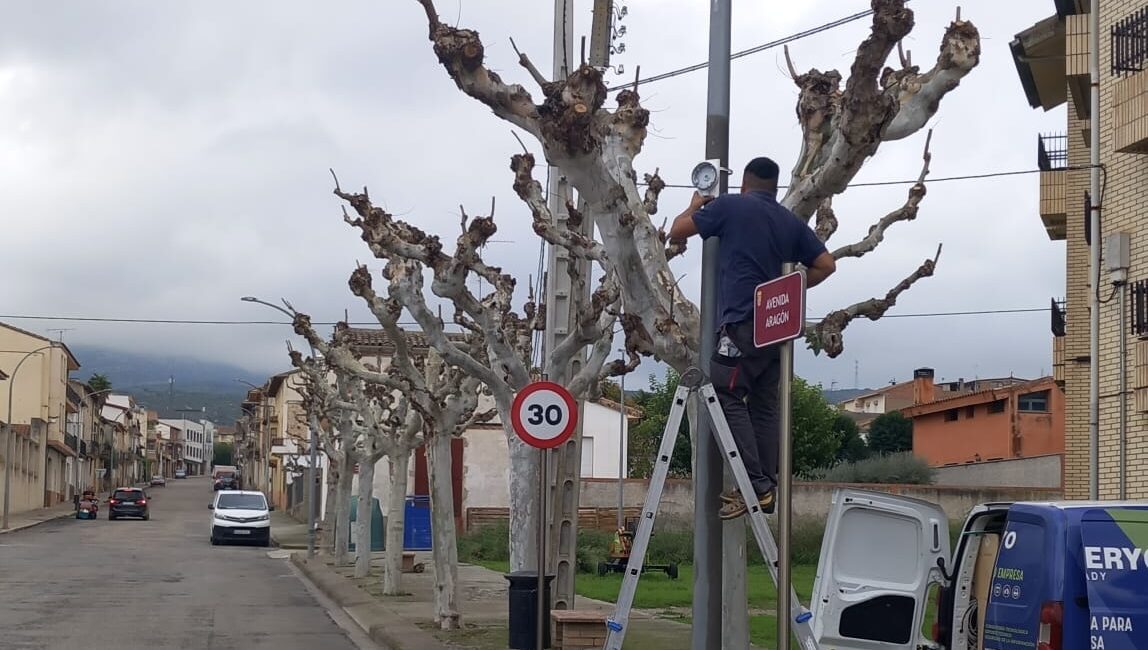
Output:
[811, 488, 950, 650]
[1080, 507, 1148, 650]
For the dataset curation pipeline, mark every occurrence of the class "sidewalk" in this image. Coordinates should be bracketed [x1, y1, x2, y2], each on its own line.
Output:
[290, 546, 745, 650]
[1, 482, 151, 535]
[270, 510, 311, 549]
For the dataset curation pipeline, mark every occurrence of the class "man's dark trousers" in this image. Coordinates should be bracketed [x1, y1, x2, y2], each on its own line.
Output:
[708, 319, 781, 497]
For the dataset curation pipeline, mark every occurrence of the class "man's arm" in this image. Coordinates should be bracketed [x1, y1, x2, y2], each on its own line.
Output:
[804, 251, 836, 288]
[668, 192, 714, 241]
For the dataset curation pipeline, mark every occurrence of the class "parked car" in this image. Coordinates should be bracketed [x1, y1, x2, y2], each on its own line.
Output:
[108, 487, 150, 521]
[209, 490, 273, 546]
[213, 473, 239, 491]
[174, 469, 187, 479]
[150, 475, 166, 487]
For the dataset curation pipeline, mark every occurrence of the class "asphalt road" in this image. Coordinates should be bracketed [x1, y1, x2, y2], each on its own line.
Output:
[0, 477, 370, 650]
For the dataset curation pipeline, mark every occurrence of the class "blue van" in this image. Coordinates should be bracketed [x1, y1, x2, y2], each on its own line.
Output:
[809, 489, 1148, 650]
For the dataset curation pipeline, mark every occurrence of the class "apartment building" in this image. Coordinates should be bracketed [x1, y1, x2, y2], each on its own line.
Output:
[1012, 0, 1148, 498]
[0, 323, 80, 514]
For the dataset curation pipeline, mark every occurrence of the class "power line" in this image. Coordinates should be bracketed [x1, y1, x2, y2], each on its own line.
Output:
[607, 7, 877, 92]
[653, 167, 1049, 191]
[0, 306, 1051, 327]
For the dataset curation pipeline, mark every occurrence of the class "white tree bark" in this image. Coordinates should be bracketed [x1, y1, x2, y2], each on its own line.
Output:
[382, 449, 409, 595]
[427, 430, 460, 629]
[354, 456, 377, 578]
[335, 449, 354, 566]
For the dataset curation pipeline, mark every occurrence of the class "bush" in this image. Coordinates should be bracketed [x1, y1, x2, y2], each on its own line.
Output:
[577, 528, 615, 573]
[457, 523, 511, 564]
[818, 452, 934, 485]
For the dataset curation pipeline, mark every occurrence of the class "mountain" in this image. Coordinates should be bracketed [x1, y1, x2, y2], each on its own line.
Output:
[69, 345, 273, 424]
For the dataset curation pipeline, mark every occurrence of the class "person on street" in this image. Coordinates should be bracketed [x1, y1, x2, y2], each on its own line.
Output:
[668, 156, 836, 519]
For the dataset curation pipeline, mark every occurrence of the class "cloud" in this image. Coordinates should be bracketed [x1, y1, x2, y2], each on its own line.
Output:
[0, 0, 1067, 392]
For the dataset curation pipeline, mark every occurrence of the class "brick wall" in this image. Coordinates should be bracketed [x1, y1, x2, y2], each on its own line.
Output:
[1061, 1, 1148, 499]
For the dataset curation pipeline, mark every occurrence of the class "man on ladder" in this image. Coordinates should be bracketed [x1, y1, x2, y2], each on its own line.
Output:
[668, 156, 836, 519]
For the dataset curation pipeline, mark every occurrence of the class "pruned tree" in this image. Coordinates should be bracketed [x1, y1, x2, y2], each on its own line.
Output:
[306, 173, 633, 579]
[409, 0, 980, 362]
[290, 346, 360, 567]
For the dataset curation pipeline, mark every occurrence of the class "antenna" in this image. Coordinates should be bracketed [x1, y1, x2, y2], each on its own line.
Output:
[47, 328, 74, 342]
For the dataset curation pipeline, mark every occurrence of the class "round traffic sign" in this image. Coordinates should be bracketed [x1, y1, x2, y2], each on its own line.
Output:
[511, 381, 578, 449]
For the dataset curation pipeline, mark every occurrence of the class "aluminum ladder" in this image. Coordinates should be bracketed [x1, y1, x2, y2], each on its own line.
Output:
[602, 367, 819, 650]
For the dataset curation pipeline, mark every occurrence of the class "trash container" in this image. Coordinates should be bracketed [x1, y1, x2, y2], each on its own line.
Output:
[348, 495, 385, 552]
[505, 571, 554, 649]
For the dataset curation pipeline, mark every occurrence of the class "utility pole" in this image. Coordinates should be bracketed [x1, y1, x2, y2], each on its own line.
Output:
[696, 2, 730, 649]
[542, 0, 581, 613]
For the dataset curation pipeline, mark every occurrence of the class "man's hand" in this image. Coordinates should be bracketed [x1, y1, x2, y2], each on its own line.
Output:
[668, 192, 714, 241]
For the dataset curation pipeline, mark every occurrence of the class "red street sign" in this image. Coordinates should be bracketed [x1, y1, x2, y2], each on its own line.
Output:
[753, 271, 806, 348]
[511, 381, 578, 449]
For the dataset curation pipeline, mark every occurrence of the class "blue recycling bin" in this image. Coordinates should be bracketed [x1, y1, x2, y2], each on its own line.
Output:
[403, 495, 432, 550]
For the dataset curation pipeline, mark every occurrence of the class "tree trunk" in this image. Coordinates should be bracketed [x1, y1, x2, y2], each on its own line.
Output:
[354, 457, 377, 578]
[506, 427, 539, 572]
[427, 433, 461, 629]
[383, 449, 411, 596]
[323, 461, 337, 553]
[335, 453, 354, 566]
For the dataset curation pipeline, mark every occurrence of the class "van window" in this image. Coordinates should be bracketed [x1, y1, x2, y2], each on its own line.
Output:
[216, 493, 266, 510]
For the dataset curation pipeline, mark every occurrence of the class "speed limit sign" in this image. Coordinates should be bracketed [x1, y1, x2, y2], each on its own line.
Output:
[511, 381, 578, 449]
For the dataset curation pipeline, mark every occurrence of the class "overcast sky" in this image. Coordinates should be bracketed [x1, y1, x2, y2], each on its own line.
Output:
[0, 1, 1065, 392]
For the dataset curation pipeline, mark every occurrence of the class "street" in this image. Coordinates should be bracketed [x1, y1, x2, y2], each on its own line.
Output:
[0, 477, 368, 650]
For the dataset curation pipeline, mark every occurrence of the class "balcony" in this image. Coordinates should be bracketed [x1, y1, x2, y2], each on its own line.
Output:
[1051, 298, 1066, 385]
[1065, 14, 1090, 118]
[1113, 8, 1148, 153]
[1037, 134, 1067, 240]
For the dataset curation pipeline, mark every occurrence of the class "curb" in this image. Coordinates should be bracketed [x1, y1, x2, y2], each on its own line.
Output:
[0, 508, 76, 535]
[290, 553, 451, 650]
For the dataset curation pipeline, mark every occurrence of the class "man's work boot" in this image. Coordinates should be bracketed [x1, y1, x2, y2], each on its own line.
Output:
[718, 489, 775, 520]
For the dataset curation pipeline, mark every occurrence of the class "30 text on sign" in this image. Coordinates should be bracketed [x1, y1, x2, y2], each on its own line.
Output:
[753, 271, 806, 348]
[511, 381, 578, 449]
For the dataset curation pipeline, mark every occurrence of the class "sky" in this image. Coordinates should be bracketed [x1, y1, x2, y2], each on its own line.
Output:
[0, 0, 1066, 393]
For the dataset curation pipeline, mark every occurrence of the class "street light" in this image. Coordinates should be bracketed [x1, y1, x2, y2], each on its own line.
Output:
[241, 294, 319, 558]
[2, 344, 55, 530]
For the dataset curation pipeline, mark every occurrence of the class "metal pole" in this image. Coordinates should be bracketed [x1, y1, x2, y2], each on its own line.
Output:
[695, 2, 730, 648]
[617, 369, 625, 532]
[777, 288, 796, 649]
[537, 447, 547, 650]
[308, 420, 319, 557]
[1088, 0, 1101, 501]
[3, 345, 54, 530]
[1120, 282, 1128, 500]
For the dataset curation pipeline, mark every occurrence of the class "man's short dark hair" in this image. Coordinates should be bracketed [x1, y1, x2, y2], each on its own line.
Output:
[744, 157, 780, 182]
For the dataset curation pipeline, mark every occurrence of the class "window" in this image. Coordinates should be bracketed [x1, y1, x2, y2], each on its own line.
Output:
[965, 406, 975, 419]
[944, 409, 958, 422]
[1019, 390, 1051, 412]
[989, 400, 1006, 414]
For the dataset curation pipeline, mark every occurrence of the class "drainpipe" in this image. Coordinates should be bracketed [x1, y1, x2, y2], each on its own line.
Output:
[1087, 0, 1101, 501]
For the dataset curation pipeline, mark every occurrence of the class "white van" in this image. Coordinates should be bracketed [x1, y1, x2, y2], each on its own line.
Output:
[208, 490, 273, 547]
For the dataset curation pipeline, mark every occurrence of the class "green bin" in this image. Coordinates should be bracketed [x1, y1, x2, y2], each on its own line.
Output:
[347, 495, 385, 552]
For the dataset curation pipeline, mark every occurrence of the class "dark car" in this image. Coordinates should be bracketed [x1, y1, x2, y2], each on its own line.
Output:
[108, 487, 150, 520]
[213, 474, 239, 491]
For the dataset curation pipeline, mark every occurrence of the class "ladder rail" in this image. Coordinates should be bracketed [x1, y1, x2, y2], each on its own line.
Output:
[602, 378, 821, 650]
[699, 384, 819, 650]
[602, 384, 691, 650]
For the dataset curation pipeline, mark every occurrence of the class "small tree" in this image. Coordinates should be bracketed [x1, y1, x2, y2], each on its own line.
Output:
[791, 378, 843, 477]
[868, 411, 914, 454]
[88, 373, 112, 392]
[212, 442, 234, 466]
[626, 370, 691, 479]
[833, 413, 870, 463]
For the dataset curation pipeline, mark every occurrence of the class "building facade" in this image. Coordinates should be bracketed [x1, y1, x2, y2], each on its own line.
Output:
[1012, 0, 1148, 498]
[0, 323, 80, 514]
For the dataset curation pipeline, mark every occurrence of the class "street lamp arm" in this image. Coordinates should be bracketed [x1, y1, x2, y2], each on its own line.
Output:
[4, 343, 58, 530]
[240, 296, 295, 320]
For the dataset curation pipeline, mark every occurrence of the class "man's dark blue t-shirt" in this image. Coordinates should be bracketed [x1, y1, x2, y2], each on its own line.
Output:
[693, 190, 827, 328]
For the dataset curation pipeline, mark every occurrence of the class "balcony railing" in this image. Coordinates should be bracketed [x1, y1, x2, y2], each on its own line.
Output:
[1113, 7, 1148, 76]
[65, 433, 78, 453]
[1037, 133, 1068, 171]
[1051, 298, 1066, 337]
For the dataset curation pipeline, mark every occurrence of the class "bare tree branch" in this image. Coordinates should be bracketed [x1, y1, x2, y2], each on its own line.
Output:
[831, 129, 932, 259]
[810, 243, 943, 357]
